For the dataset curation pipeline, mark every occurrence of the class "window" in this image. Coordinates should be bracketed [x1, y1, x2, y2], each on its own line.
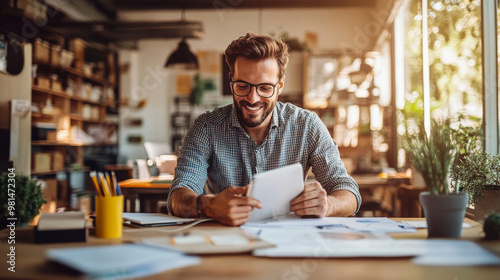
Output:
[395, 0, 484, 169]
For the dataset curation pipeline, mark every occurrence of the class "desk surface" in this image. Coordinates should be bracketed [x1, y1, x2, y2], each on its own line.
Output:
[119, 176, 172, 189]
[1, 218, 499, 280]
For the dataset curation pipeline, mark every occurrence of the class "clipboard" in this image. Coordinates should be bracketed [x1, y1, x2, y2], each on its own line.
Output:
[246, 163, 304, 222]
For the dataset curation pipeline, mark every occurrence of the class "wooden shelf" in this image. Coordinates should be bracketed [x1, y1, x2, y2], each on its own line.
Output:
[34, 59, 116, 87]
[83, 74, 115, 87]
[31, 112, 55, 118]
[69, 114, 83, 121]
[80, 98, 104, 106]
[87, 142, 118, 146]
[31, 140, 117, 147]
[32, 86, 69, 98]
[31, 169, 65, 175]
[32, 140, 87, 147]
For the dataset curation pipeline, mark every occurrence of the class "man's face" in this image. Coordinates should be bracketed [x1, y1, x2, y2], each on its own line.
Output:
[232, 57, 284, 129]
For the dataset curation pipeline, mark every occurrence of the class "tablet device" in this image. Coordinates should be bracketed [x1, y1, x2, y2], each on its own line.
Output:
[122, 213, 195, 227]
[246, 163, 304, 222]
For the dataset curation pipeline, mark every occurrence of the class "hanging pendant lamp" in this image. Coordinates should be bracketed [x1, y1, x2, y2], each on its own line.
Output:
[165, 8, 199, 70]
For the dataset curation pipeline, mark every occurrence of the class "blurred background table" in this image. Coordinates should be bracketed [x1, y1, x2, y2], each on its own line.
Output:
[118, 175, 172, 213]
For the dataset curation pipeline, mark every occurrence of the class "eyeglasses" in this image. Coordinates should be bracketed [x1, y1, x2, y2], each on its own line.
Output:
[230, 79, 280, 98]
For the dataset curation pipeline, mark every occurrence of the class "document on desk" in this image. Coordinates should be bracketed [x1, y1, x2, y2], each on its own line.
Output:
[253, 230, 500, 263]
[140, 228, 275, 255]
[252, 228, 419, 258]
[412, 240, 500, 266]
[150, 174, 174, 184]
[243, 214, 416, 233]
[47, 244, 199, 280]
[401, 220, 471, 229]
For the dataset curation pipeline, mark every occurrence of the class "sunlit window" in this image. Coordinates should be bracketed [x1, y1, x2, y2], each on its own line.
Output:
[395, 0, 483, 169]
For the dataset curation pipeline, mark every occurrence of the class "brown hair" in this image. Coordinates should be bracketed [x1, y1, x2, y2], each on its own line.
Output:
[224, 32, 289, 80]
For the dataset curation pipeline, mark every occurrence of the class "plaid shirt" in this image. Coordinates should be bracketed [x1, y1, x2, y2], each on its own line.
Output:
[167, 102, 361, 214]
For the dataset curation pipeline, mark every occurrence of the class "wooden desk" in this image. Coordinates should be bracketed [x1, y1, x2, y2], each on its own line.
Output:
[1, 218, 499, 280]
[119, 177, 171, 213]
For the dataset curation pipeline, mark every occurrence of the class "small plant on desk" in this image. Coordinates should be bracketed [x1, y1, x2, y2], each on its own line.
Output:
[0, 172, 46, 228]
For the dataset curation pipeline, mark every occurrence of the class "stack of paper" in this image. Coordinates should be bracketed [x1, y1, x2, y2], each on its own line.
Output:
[47, 244, 199, 279]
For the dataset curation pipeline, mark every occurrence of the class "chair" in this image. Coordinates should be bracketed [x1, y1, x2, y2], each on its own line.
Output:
[396, 184, 425, 217]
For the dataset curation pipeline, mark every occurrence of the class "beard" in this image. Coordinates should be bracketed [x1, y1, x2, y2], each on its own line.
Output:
[234, 98, 274, 128]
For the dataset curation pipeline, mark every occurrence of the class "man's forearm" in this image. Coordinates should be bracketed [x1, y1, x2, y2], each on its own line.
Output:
[326, 190, 358, 217]
[170, 188, 199, 218]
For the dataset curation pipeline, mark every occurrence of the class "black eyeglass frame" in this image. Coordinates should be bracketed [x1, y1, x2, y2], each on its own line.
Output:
[230, 79, 281, 98]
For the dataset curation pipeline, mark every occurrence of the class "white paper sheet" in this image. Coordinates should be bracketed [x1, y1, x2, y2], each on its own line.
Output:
[47, 244, 200, 279]
[401, 220, 471, 229]
[243, 214, 416, 233]
[412, 240, 500, 266]
[253, 237, 500, 264]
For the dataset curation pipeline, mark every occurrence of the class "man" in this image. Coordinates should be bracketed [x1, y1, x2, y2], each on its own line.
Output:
[167, 33, 360, 226]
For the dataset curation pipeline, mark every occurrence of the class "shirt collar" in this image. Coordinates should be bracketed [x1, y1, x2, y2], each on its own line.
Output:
[230, 103, 280, 129]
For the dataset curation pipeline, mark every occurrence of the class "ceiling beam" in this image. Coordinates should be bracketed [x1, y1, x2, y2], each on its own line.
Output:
[96, 0, 376, 11]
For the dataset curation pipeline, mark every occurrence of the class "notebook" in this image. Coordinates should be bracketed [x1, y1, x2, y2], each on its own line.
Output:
[122, 213, 195, 226]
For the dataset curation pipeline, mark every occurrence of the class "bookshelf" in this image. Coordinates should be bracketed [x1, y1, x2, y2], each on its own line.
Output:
[30, 36, 119, 209]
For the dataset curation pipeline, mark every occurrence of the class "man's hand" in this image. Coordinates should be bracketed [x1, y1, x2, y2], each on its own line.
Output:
[204, 186, 263, 226]
[290, 181, 329, 217]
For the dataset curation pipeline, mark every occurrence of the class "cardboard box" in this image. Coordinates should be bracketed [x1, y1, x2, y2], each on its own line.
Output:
[36, 76, 51, 89]
[51, 151, 64, 171]
[33, 152, 52, 172]
[34, 38, 50, 63]
[51, 80, 63, 92]
[46, 131, 57, 141]
[68, 38, 85, 70]
[50, 44, 62, 66]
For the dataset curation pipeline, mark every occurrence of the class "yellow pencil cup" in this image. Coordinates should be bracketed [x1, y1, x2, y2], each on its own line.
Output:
[95, 195, 123, 239]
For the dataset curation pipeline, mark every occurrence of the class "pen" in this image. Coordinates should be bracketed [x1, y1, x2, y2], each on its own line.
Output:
[398, 223, 414, 229]
[112, 171, 122, 196]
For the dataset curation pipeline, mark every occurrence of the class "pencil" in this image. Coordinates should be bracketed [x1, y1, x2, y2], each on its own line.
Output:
[105, 172, 115, 196]
[89, 171, 103, 196]
[98, 172, 111, 197]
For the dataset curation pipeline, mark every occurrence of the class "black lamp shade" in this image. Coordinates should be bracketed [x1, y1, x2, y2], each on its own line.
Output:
[165, 39, 199, 69]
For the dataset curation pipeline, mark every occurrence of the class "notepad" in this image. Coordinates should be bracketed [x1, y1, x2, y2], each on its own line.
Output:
[122, 213, 195, 226]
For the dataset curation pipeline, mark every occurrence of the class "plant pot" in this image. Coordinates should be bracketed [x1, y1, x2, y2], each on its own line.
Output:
[419, 192, 469, 238]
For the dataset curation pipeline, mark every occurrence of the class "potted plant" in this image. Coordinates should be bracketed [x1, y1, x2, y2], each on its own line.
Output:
[0, 172, 46, 229]
[451, 151, 500, 222]
[404, 117, 469, 238]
